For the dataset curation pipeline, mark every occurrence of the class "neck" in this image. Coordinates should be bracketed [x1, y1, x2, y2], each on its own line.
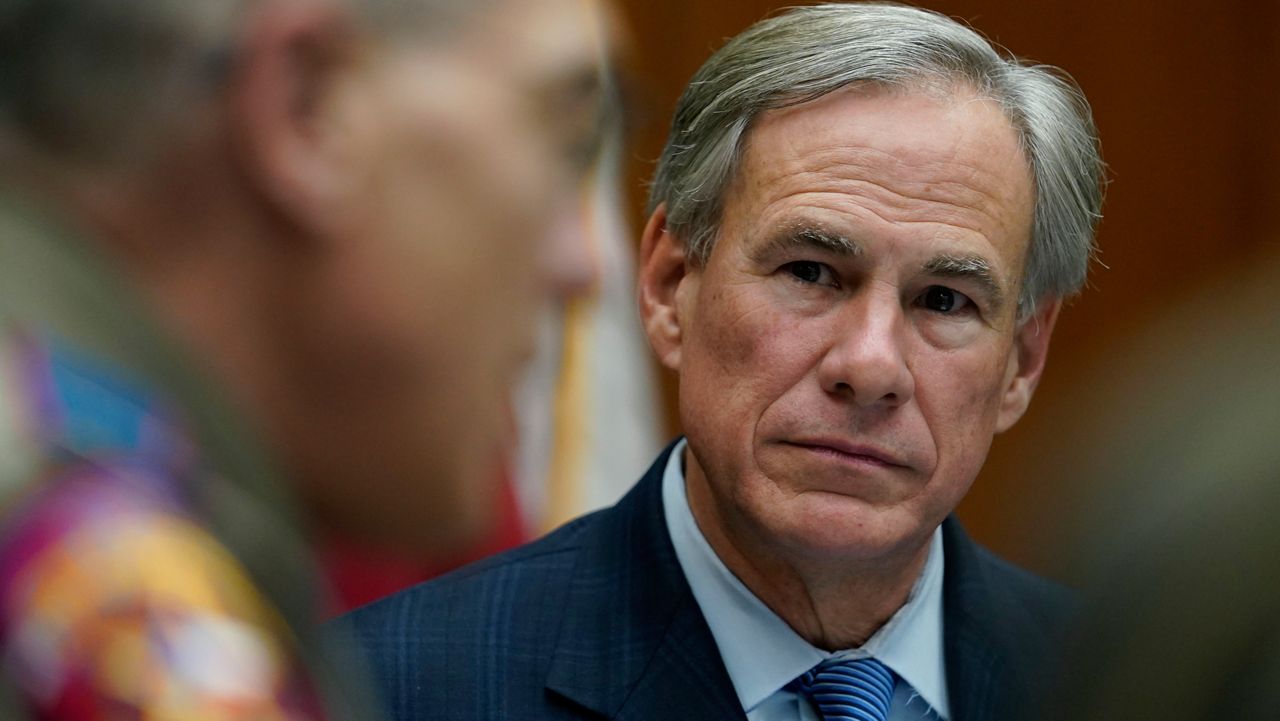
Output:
[684, 447, 932, 651]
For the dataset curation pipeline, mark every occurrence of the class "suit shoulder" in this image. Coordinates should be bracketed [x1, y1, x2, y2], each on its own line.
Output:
[332, 507, 616, 720]
[943, 518, 1074, 625]
[969, 540, 1076, 624]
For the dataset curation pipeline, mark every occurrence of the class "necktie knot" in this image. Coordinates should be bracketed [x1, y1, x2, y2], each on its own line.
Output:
[796, 657, 897, 721]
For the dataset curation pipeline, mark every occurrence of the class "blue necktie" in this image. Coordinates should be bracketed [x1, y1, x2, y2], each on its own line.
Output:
[796, 657, 898, 721]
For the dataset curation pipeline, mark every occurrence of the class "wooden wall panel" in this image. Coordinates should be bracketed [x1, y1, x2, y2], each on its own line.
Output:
[614, 0, 1280, 575]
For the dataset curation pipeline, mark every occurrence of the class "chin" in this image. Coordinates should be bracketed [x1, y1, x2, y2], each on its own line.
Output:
[755, 496, 929, 564]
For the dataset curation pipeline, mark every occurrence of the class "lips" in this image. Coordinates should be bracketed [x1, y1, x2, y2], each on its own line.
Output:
[783, 437, 911, 469]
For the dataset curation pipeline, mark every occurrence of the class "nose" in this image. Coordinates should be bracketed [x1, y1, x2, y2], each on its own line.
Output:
[540, 199, 601, 301]
[816, 291, 915, 408]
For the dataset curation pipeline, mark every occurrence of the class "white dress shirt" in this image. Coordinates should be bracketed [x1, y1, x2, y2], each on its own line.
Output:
[661, 439, 949, 720]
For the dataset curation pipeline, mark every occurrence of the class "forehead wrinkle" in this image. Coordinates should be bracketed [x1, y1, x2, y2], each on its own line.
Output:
[749, 146, 1024, 243]
[752, 184, 1000, 247]
[729, 89, 1037, 292]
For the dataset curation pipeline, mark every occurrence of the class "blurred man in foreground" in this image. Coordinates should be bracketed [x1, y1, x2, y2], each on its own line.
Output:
[344, 4, 1105, 721]
[0, 0, 606, 717]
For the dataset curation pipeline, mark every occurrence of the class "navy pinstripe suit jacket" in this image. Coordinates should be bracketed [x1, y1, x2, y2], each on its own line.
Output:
[339, 442, 1071, 721]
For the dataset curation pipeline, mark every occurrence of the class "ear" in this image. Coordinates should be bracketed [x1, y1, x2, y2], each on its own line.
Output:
[995, 298, 1062, 433]
[225, 0, 359, 241]
[637, 204, 693, 370]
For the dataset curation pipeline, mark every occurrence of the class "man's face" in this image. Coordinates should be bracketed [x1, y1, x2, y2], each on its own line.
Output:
[282, 0, 607, 549]
[660, 85, 1051, 564]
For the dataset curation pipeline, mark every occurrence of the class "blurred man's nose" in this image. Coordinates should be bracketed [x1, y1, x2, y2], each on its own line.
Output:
[816, 290, 915, 409]
[541, 201, 600, 300]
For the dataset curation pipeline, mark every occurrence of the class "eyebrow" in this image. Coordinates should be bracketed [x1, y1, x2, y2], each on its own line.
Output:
[921, 254, 1007, 311]
[753, 226, 1008, 311]
[753, 225, 863, 263]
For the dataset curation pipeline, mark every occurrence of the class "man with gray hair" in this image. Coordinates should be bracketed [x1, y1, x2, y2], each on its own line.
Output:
[0, 0, 610, 718]
[344, 3, 1104, 721]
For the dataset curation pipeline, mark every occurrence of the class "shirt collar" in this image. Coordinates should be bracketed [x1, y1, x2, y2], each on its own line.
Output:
[662, 438, 950, 718]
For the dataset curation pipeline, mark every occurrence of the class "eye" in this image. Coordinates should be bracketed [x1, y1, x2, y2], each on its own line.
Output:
[919, 286, 973, 314]
[782, 261, 837, 287]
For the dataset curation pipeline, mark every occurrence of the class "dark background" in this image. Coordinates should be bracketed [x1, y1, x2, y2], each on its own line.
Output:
[612, 0, 1280, 576]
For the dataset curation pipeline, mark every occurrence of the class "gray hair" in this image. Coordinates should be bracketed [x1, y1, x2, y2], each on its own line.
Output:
[648, 2, 1105, 316]
[0, 0, 494, 167]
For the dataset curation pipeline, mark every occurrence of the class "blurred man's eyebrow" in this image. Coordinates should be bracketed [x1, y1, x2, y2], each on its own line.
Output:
[550, 65, 603, 100]
[536, 60, 604, 115]
[534, 60, 609, 165]
[922, 253, 1006, 310]
[753, 225, 863, 262]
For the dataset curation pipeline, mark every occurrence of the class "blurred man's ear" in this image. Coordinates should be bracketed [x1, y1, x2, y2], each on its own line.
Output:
[637, 204, 693, 371]
[226, 0, 359, 241]
[995, 298, 1062, 433]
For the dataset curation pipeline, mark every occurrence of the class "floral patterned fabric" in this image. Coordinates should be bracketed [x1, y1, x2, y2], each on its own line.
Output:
[0, 331, 328, 721]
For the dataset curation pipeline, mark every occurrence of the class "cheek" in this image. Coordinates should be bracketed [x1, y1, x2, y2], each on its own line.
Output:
[679, 284, 820, 448]
[696, 280, 816, 369]
[915, 347, 1010, 467]
[373, 142, 543, 341]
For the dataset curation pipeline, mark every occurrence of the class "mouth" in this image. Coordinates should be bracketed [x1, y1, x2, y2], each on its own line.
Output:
[782, 438, 910, 470]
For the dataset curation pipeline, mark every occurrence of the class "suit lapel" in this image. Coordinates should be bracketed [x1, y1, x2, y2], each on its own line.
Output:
[545, 442, 745, 721]
[612, 593, 747, 721]
[941, 519, 1043, 721]
[941, 520, 993, 721]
